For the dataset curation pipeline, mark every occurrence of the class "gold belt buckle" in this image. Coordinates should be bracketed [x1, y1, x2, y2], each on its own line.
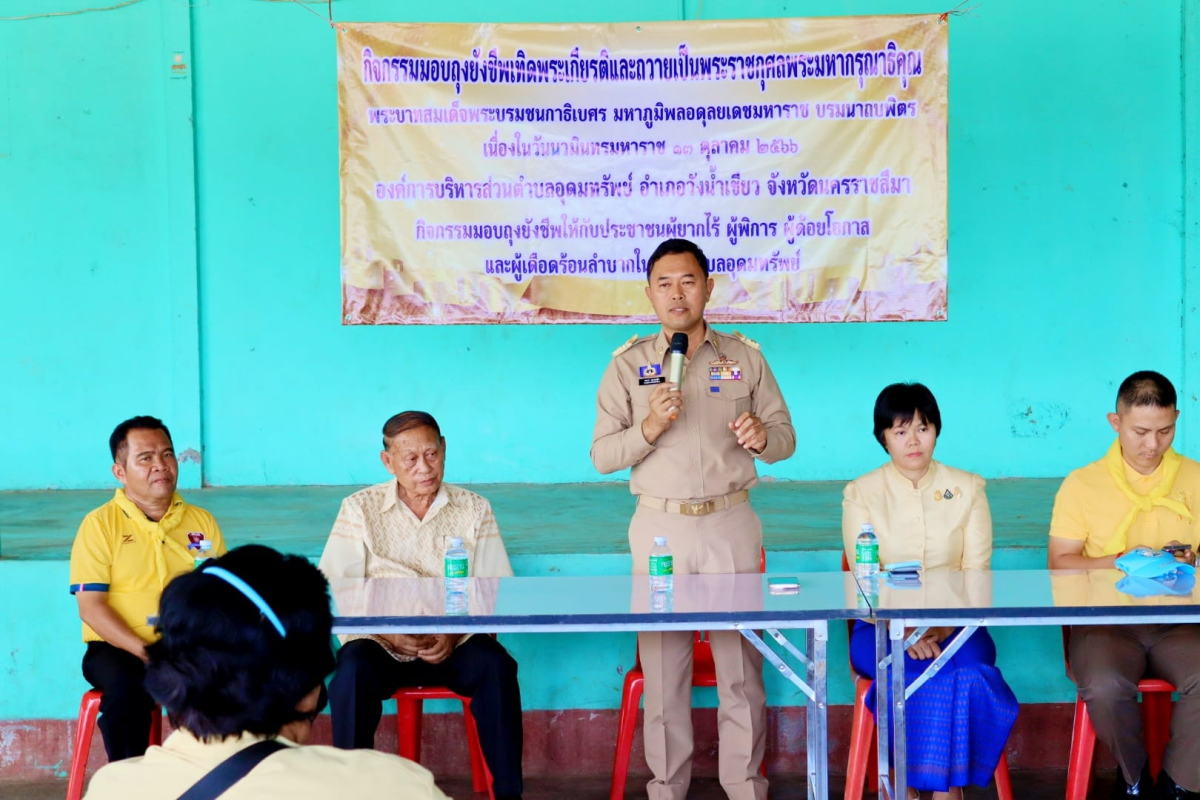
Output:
[680, 499, 716, 516]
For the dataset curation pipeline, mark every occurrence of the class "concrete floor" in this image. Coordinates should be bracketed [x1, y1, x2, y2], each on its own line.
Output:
[0, 478, 1061, 560]
[0, 770, 1124, 799]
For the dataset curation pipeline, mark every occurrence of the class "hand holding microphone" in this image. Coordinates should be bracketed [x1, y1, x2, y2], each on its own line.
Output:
[665, 333, 688, 419]
[640, 333, 688, 444]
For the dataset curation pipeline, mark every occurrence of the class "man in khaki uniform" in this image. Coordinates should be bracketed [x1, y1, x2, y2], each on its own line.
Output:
[591, 238, 795, 800]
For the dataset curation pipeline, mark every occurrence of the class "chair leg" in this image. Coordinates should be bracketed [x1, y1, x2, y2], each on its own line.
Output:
[993, 752, 1013, 800]
[1142, 691, 1172, 781]
[66, 691, 101, 800]
[845, 681, 875, 800]
[461, 699, 493, 797]
[1065, 697, 1096, 800]
[396, 696, 423, 763]
[610, 672, 644, 800]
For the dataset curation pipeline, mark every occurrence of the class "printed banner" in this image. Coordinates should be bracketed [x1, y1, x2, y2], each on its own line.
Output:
[339, 16, 948, 324]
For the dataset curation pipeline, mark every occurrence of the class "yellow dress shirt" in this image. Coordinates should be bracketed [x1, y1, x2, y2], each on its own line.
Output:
[842, 460, 992, 570]
[1049, 452, 1200, 557]
[591, 326, 795, 501]
[69, 490, 227, 643]
[83, 729, 448, 800]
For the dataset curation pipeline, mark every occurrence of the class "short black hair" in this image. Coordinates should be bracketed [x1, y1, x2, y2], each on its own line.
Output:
[109, 416, 172, 463]
[646, 238, 709, 282]
[873, 383, 942, 451]
[144, 545, 335, 740]
[382, 410, 443, 450]
[1116, 370, 1177, 411]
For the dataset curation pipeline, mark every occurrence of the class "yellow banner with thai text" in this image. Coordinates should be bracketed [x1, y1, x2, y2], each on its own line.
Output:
[338, 16, 947, 324]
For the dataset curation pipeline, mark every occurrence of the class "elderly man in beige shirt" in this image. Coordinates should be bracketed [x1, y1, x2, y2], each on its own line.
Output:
[320, 411, 523, 800]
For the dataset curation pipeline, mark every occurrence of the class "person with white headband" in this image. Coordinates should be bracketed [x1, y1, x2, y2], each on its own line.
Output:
[84, 544, 448, 800]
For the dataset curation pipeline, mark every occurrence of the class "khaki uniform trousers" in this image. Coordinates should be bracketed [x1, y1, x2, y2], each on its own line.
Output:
[1070, 623, 1200, 791]
[629, 501, 768, 800]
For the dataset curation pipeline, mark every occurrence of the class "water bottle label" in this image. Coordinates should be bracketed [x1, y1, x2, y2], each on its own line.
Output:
[649, 554, 673, 577]
[855, 541, 878, 565]
[445, 557, 468, 579]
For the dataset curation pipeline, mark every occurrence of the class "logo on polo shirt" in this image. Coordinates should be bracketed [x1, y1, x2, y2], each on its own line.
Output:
[122, 534, 135, 544]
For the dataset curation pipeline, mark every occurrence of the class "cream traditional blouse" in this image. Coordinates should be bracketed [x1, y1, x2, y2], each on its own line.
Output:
[841, 460, 992, 570]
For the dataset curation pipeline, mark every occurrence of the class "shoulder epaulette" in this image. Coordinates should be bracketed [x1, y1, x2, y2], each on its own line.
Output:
[611, 334, 640, 357]
[733, 331, 761, 351]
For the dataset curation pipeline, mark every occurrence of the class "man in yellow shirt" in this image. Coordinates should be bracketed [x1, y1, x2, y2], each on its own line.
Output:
[1048, 372, 1200, 799]
[69, 416, 226, 762]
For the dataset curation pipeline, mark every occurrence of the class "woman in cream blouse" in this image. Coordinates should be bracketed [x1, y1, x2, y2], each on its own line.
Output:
[842, 383, 1018, 800]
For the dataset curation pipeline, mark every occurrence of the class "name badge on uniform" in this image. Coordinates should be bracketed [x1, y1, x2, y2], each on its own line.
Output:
[709, 354, 741, 382]
[638, 364, 664, 386]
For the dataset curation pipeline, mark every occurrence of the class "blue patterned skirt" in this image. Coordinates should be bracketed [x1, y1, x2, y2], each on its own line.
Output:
[849, 620, 1019, 792]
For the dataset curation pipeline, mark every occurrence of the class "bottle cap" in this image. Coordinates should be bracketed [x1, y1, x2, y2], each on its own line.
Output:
[449, 537, 464, 548]
[199, 541, 213, 551]
[861, 523, 874, 533]
[654, 536, 667, 546]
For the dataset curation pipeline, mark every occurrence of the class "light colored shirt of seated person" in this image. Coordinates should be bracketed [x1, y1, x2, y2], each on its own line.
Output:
[319, 414, 513, 663]
[842, 382, 993, 661]
[84, 544, 449, 800]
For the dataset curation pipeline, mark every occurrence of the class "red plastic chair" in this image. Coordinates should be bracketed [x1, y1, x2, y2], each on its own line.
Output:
[609, 547, 768, 800]
[1062, 627, 1174, 800]
[67, 689, 163, 800]
[839, 554, 1013, 800]
[393, 686, 494, 798]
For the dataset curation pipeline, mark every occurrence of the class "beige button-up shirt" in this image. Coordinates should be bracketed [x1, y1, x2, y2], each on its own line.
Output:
[319, 481, 513, 580]
[841, 460, 992, 570]
[319, 480, 513, 660]
[84, 730, 449, 800]
[591, 326, 795, 500]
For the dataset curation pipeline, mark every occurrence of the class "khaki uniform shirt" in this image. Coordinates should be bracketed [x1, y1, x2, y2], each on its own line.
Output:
[591, 326, 795, 500]
[84, 730, 449, 800]
[841, 461, 992, 570]
[319, 480, 513, 659]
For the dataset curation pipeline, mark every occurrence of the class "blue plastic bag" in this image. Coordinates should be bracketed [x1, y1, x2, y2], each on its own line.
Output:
[1114, 547, 1196, 597]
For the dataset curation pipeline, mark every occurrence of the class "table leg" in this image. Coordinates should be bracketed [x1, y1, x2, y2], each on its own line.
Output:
[891, 618, 908, 800]
[741, 627, 828, 800]
[875, 621, 892, 799]
[811, 621, 829, 800]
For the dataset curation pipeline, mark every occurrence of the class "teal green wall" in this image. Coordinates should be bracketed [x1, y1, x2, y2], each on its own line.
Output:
[1, 1, 1196, 490]
[0, 549, 1073, 721]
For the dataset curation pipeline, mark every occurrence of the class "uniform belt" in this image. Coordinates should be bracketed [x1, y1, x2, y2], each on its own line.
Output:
[638, 490, 749, 517]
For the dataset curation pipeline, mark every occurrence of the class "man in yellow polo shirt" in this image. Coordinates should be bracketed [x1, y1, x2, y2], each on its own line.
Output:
[1049, 372, 1200, 799]
[69, 416, 226, 762]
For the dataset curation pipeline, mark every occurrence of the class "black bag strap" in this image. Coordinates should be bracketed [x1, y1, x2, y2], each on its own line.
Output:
[176, 740, 288, 800]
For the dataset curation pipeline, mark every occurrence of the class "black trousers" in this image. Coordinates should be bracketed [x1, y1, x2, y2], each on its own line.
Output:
[330, 636, 524, 797]
[81, 642, 155, 762]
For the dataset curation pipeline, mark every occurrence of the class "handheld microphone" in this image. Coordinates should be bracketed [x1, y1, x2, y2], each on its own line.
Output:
[667, 333, 688, 386]
[666, 333, 688, 420]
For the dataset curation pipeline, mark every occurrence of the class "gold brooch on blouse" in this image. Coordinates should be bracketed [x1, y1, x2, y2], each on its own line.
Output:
[933, 487, 961, 501]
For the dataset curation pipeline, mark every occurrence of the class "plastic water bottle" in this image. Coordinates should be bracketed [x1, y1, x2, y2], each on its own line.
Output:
[855, 523, 880, 579]
[193, 540, 214, 570]
[445, 537, 469, 593]
[649, 536, 674, 593]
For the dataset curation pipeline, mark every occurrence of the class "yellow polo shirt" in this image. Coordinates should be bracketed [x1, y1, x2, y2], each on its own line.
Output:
[1049, 451, 1200, 557]
[69, 489, 226, 643]
[83, 730, 449, 800]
